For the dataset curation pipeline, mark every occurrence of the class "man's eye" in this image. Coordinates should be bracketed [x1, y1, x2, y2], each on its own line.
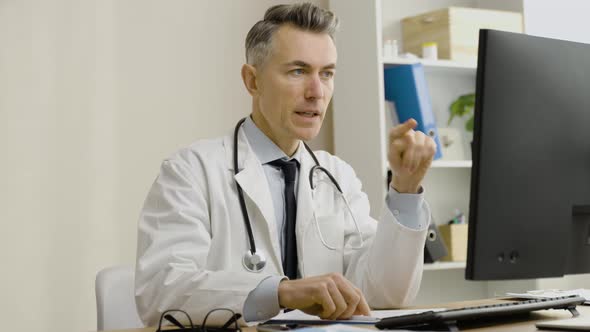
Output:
[291, 69, 304, 76]
[321, 71, 334, 78]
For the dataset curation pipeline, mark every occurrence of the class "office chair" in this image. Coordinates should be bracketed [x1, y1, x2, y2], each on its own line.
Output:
[95, 265, 144, 331]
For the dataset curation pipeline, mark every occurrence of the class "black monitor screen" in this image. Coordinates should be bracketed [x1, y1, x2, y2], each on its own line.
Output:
[466, 29, 590, 280]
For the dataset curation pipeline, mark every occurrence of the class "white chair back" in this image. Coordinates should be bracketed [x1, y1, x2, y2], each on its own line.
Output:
[95, 265, 143, 331]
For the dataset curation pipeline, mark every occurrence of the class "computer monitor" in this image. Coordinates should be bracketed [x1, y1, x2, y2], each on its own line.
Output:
[466, 29, 590, 280]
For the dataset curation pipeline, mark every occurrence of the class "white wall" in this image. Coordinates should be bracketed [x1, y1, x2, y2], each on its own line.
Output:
[0, 1, 328, 331]
[474, 0, 523, 12]
[523, 0, 590, 43]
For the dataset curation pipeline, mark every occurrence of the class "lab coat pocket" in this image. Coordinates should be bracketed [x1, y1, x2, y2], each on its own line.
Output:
[301, 212, 345, 277]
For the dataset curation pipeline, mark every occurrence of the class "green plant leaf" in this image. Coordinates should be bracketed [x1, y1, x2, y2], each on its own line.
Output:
[447, 114, 455, 126]
[448, 100, 462, 125]
[448, 93, 476, 126]
[460, 93, 475, 106]
[465, 114, 474, 132]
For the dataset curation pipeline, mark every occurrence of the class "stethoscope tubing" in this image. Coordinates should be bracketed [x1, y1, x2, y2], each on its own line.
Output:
[234, 117, 324, 258]
[233, 117, 363, 273]
[234, 118, 258, 256]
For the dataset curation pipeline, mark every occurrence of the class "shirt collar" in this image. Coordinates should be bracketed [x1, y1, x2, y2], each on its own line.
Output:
[242, 116, 303, 165]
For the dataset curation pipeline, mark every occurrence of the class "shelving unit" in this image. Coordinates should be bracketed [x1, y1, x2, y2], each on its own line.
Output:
[328, 0, 589, 306]
[424, 261, 466, 271]
[381, 55, 475, 223]
[431, 160, 472, 168]
[381, 57, 477, 75]
[327, 0, 524, 305]
[328, 0, 477, 248]
[381, 62, 476, 224]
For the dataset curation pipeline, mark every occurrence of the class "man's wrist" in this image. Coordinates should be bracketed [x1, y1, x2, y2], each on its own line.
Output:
[278, 279, 291, 309]
[390, 177, 420, 194]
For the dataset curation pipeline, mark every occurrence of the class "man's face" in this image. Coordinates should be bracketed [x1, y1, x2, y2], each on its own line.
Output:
[254, 24, 337, 146]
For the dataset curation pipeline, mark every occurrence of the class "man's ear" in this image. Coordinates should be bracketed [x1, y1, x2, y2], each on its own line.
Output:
[241, 64, 259, 97]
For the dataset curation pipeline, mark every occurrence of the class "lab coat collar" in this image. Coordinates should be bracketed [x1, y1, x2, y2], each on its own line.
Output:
[224, 126, 285, 272]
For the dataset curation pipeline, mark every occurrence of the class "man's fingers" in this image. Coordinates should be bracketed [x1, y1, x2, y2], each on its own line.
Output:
[333, 279, 361, 319]
[409, 132, 426, 172]
[353, 288, 371, 316]
[326, 280, 348, 320]
[390, 118, 417, 139]
[392, 131, 434, 173]
[402, 145, 416, 172]
[281, 274, 371, 321]
[426, 136, 437, 161]
[318, 286, 337, 319]
[390, 134, 411, 171]
[390, 130, 417, 171]
[339, 291, 362, 319]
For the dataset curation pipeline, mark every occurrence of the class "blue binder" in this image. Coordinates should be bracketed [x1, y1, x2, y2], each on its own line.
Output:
[384, 64, 443, 160]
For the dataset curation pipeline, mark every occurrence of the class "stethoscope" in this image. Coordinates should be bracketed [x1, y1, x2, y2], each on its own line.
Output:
[234, 118, 364, 273]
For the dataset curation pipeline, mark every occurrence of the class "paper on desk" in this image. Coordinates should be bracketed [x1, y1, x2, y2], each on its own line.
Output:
[536, 316, 590, 330]
[265, 308, 446, 325]
[280, 323, 417, 332]
[506, 288, 590, 305]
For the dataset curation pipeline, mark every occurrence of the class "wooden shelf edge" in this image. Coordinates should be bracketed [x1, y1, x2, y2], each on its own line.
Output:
[381, 57, 477, 71]
[424, 261, 467, 271]
[431, 160, 472, 168]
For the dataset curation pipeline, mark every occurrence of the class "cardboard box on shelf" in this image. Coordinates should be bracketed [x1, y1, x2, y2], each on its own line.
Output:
[438, 223, 468, 261]
[401, 7, 523, 63]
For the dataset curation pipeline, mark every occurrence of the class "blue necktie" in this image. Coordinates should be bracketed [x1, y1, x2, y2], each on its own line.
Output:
[268, 158, 299, 279]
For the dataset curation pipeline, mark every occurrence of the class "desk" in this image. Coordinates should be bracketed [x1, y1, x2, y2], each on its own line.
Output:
[103, 298, 590, 332]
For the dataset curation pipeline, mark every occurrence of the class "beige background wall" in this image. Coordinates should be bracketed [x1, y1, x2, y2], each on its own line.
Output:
[0, 1, 329, 331]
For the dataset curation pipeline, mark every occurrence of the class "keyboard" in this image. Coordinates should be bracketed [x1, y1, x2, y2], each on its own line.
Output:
[375, 295, 585, 330]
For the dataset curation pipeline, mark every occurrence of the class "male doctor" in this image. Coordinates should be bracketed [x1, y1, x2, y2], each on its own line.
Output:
[135, 2, 436, 327]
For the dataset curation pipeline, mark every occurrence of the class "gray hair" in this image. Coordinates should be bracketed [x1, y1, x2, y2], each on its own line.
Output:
[245, 2, 339, 67]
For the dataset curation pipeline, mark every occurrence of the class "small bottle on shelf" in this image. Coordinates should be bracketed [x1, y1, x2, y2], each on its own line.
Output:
[391, 39, 398, 58]
[422, 41, 438, 60]
[383, 40, 393, 58]
[383, 39, 398, 58]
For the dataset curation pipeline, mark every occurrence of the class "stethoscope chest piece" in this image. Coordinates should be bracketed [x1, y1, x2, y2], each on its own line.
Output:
[242, 250, 267, 272]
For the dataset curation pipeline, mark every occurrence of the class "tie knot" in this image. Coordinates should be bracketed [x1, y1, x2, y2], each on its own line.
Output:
[268, 158, 298, 183]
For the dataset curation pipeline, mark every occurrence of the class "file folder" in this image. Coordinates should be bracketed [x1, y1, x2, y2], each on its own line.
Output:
[384, 64, 443, 160]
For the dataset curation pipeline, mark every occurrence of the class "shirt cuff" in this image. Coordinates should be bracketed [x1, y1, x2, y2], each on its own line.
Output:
[386, 186, 428, 230]
[243, 276, 286, 322]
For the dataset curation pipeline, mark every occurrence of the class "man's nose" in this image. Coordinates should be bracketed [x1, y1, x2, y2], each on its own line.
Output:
[304, 74, 324, 100]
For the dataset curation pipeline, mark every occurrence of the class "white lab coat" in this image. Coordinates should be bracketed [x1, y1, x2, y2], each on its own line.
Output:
[135, 128, 430, 326]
